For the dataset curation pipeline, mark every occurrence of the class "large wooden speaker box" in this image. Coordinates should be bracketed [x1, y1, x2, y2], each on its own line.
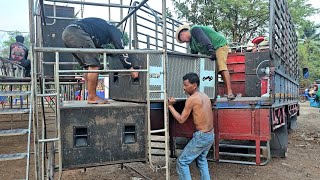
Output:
[41, 4, 75, 78]
[109, 52, 216, 102]
[60, 101, 147, 169]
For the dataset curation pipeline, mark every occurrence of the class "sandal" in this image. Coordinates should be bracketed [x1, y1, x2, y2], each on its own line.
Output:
[227, 94, 236, 101]
[87, 99, 109, 104]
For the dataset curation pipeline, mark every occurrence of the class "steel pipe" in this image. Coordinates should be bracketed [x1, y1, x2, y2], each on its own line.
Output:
[45, 0, 134, 8]
[34, 47, 162, 54]
[58, 69, 148, 73]
[116, 0, 149, 27]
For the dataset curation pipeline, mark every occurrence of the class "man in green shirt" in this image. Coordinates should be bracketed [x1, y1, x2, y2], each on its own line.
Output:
[175, 25, 235, 100]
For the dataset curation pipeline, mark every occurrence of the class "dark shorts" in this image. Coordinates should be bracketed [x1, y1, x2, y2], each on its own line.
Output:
[62, 25, 100, 68]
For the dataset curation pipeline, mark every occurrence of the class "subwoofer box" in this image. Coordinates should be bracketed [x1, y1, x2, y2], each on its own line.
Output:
[41, 4, 75, 78]
[109, 52, 216, 102]
[60, 100, 147, 169]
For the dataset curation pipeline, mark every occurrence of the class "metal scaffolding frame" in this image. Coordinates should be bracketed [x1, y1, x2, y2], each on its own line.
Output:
[28, 0, 171, 179]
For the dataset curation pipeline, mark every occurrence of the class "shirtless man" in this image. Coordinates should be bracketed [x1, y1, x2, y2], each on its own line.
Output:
[168, 72, 214, 180]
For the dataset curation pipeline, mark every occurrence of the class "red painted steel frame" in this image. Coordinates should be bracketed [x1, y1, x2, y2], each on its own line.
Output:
[213, 108, 271, 165]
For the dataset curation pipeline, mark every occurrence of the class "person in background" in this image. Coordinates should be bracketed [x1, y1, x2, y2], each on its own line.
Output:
[313, 81, 318, 92]
[9, 35, 31, 77]
[315, 88, 320, 102]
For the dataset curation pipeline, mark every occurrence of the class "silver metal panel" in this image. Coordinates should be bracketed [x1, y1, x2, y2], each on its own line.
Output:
[149, 54, 162, 67]
[150, 54, 215, 100]
[204, 58, 215, 71]
[199, 58, 215, 99]
[110, 52, 215, 101]
[166, 54, 198, 99]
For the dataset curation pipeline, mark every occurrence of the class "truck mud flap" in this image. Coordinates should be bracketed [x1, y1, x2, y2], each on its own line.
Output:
[288, 115, 298, 130]
[270, 123, 288, 157]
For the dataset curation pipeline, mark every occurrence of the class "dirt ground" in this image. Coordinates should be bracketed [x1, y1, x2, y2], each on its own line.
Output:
[0, 102, 319, 180]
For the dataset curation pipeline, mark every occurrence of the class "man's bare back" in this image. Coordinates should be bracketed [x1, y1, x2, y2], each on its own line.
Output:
[168, 72, 214, 180]
[187, 92, 213, 132]
[168, 72, 213, 133]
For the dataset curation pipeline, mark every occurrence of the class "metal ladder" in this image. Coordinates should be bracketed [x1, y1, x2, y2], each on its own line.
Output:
[146, 53, 170, 179]
[0, 90, 32, 180]
[32, 57, 62, 180]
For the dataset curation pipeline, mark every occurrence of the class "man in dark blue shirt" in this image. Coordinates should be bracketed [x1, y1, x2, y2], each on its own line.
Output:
[9, 35, 31, 77]
[62, 18, 138, 104]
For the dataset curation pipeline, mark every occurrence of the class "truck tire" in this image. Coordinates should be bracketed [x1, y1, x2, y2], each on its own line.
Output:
[299, 95, 307, 103]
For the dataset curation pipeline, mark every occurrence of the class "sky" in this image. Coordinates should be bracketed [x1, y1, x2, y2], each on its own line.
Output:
[308, 0, 320, 23]
[0, 0, 171, 45]
[0, 0, 319, 45]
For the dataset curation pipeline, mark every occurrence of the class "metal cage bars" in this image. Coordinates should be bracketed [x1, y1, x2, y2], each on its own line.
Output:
[29, 1, 172, 179]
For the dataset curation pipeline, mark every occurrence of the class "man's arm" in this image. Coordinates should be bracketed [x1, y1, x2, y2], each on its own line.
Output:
[24, 47, 29, 60]
[191, 27, 215, 52]
[115, 44, 133, 70]
[110, 30, 134, 70]
[119, 53, 132, 69]
[168, 98, 193, 124]
[190, 49, 198, 54]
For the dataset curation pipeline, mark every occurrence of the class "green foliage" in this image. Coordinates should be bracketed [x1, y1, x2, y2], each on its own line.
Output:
[122, 32, 129, 47]
[298, 24, 320, 85]
[287, 0, 319, 36]
[166, 8, 173, 18]
[287, 0, 320, 86]
[0, 31, 30, 58]
[172, 0, 269, 43]
[171, 0, 320, 85]
[172, 0, 319, 42]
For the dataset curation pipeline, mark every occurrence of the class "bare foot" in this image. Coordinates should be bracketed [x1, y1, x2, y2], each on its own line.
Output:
[87, 99, 109, 104]
[87, 95, 109, 104]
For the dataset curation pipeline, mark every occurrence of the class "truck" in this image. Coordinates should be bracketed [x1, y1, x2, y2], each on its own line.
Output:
[169, 0, 300, 166]
[9, 0, 298, 179]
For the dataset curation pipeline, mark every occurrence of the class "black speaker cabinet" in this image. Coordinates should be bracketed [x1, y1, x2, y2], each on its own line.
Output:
[245, 52, 270, 97]
[109, 52, 216, 102]
[60, 100, 147, 169]
[42, 4, 75, 78]
[245, 52, 269, 75]
[109, 54, 148, 102]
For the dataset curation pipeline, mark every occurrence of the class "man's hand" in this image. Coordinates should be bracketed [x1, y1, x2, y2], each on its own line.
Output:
[129, 67, 139, 79]
[168, 97, 176, 106]
[210, 51, 217, 61]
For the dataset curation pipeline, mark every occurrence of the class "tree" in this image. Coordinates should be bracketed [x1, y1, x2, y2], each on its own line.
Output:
[0, 31, 30, 58]
[300, 25, 320, 45]
[286, 0, 320, 84]
[172, 0, 269, 43]
[298, 24, 320, 83]
[171, 0, 320, 85]
[287, 0, 319, 36]
[171, 0, 319, 43]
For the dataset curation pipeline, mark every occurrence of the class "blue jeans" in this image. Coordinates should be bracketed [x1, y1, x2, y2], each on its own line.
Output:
[176, 130, 214, 180]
